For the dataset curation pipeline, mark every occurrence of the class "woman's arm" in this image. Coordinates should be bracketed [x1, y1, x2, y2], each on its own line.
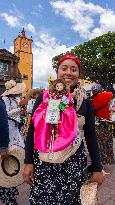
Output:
[83, 99, 105, 185]
[24, 93, 43, 164]
[83, 99, 103, 172]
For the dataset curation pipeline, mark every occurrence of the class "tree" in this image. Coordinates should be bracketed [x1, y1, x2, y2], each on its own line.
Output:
[52, 32, 115, 91]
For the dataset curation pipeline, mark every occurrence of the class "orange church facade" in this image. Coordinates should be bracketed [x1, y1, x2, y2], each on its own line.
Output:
[14, 28, 33, 91]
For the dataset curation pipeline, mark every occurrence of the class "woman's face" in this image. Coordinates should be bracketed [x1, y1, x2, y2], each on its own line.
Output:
[57, 59, 80, 88]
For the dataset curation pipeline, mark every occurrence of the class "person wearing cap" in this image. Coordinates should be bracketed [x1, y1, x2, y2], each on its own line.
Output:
[24, 54, 104, 205]
[0, 97, 9, 158]
[91, 84, 114, 165]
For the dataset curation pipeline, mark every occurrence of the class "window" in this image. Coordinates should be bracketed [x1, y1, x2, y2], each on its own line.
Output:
[23, 74, 28, 80]
[0, 61, 8, 74]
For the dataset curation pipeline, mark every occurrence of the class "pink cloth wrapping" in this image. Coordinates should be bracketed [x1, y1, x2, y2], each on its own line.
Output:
[32, 91, 78, 152]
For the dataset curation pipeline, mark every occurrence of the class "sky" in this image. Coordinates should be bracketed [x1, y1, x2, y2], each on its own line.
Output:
[0, 0, 115, 88]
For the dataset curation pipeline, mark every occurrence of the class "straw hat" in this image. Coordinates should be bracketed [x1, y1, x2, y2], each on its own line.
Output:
[0, 145, 25, 188]
[2, 80, 26, 96]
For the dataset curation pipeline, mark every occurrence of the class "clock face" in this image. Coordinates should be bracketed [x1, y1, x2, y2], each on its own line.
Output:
[23, 42, 29, 48]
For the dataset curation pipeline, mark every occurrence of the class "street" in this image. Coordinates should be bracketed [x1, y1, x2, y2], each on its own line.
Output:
[0, 139, 115, 205]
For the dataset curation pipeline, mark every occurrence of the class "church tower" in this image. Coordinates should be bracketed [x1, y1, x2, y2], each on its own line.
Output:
[14, 28, 33, 91]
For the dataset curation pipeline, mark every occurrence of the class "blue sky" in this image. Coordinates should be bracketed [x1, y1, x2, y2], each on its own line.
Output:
[0, 0, 115, 88]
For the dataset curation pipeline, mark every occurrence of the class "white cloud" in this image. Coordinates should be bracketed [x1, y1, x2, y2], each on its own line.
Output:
[31, 3, 43, 16]
[0, 13, 36, 35]
[0, 13, 20, 27]
[0, 5, 36, 37]
[33, 33, 71, 84]
[25, 23, 36, 33]
[9, 46, 14, 53]
[9, 3, 24, 19]
[51, 0, 115, 39]
[100, 10, 115, 30]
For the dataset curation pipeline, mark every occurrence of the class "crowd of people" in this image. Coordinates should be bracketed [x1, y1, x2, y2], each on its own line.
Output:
[91, 84, 114, 164]
[0, 53, 115, 205]
[0, 80, 42, 204]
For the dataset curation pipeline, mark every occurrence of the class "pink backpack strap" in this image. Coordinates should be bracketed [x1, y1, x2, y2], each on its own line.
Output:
[43, 90, 50, 102]
[68, 93, 73, 101]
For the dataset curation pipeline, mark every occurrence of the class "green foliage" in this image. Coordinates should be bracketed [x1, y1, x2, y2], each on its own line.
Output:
[52, 32, 115, 91]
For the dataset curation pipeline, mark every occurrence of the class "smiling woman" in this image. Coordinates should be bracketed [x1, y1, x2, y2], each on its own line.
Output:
[24, 53, 104, 205]
[57, 57, 80, 89]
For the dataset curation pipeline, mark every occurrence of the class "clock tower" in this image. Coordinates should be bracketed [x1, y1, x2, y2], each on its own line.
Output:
[14, 28, 33, 90]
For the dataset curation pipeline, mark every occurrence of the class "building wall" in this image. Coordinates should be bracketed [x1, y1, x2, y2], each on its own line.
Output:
[0, 49, 20, 95]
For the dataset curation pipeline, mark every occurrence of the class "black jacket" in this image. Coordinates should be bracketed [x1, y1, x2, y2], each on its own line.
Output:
[0, 97, 9, 152]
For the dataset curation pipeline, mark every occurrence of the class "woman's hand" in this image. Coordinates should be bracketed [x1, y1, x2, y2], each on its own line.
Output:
[0, 151, 9, 159]
[23, 164, 34, 185]
[91, 171, 105, 185]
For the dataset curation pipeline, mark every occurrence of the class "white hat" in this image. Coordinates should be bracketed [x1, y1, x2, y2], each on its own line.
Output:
[2, 80, 26, 96]
[0, 145, 25, 188]
[80, 182, 98, 205]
